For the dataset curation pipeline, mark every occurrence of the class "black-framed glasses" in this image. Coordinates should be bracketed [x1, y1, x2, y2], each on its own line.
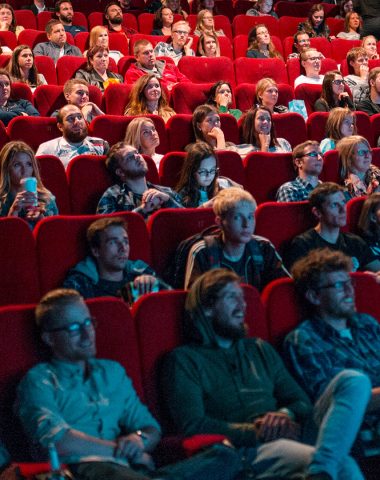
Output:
[45, 317, 97, 337]
[332, 79, 345, 86]
[316, 279, 355, 292]
[197, 167, 219, 178]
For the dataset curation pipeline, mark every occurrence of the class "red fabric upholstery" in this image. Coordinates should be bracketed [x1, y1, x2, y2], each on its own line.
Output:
[255, 201, 316, 254]
[14, 9, 37, 29]
[233, 34, 283, 59]
[137, 13, 156, 34]
[217, 150, 245, 185]
[108, 32, 130, 55]
[34, 212, 151, 295]
[346, 196, 365, 235]
[235, 82, 294, 112]
[0, 218, 40, 306]
[7, 116, 60, 152]
[321, 149, 340, 183]
[182, 435, 229, 457]
[159, 151, 186, 188]
[232, 14, 279, 37]
[278, 16, 305, 40]
[0, 31, 17, 50]
[74, 31, 89, 52]
[0, 120, 8, 149]
[103, 83, 133, 115]
[351, 272, 380, 322]
[295, 84, 323, 116]
[171, 82, 213, 114]
[275, 2, 310, 18]
[330, 38, 361, 62]
[243, 152, 295, 204]
[34, 55, 57, 85]
[56, 56, 87, 85]
[325, 17, 344, 36]
[147, 208, 215, 276]
[36, 154, 71, 214]
[177, 56, 235, 87]
[217, 35, 234, 59]
[289, 57, 338, 89]
[355, 111, 374, 146]
[37, 11, 88, 30]
[11, 82, 33, 103]
[272, 112, 307, 148]
[87, 12, 104, 30]
[116, 55, 136, 78]
[0, 54, 10, 69]
[234, 57, 287, 85]
[306, 111, 331, 143]
[371, 114, 380, 147]
[233, 0, 256, 15]
[18, 29, 47, 49]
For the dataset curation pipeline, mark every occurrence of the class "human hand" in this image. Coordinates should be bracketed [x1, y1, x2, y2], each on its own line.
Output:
[258, 133, 271, 151]
[216, 91, 231, 108]
[8, 191, 37, 216]
[359, 64, 369, 79]
[253, 412, 300, 443]
[114, 433, 145, 462]
[184, 36, 193, 55]
[133, 275, 157, 295]
[143, 188, 169, 206]
[0, 19, 10, 30]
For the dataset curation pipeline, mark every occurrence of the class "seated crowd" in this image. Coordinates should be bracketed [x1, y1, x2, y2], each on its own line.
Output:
[2, 0, 380, 479]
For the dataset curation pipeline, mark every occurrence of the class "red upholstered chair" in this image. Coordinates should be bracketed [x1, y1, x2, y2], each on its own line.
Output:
[306, 111, 329, 142]
[0, 31, 17, 50]
[0, 54, 10, 69]
[325, 17, 344, 36]
[0, 217, 40, 306]
[351, 272, 380, 322]
[34, 212, 151, 294]
[37, 11, 88, 30]
[232, 14, 279, 37]
[10, 81, 33, 103]
[372, 147, 380, 168]
[18, 29, 47, 49]
[321, 149, 340, 183]
[330, 38, 361, 63]
[278, 16, 305, 40]
[217, 35, 234, 59]
[129, 34, 167, 55]
[159, 151, 186, 188]
[254, 201, 316, 254]
[55, 56, 87, 85]
[147, 208, 215, 276]
[235, 82, 294, 112]
[36, 154, 71, 214]
[15, 9, 37, 30]
[74, 31, 89, 52]
[346, 196, 365, 235]
[89, 114, 169, 153]
[371, 114, 380, 147]
[117, 55, 136, 78]
[233, 0, 255, 15]
[288, 57, 338, 88]
[243, 151, 295, 204]
[275, 2, 310, 18]
[217, 150, 245, 185]
[295, 84, 323, 116]
[108, 32, 130, 56]
[138, 13, 155, 34]
[272, 112, 307, 148]
[171, 82, 213, 114]
[8, 117, 60, 152]
[177, 56, 235, 86]
[234, 57, 287, 85]
[122, 12, 139, 31]
[103, 83, 133, 115]
[355, 111, 374, 146]
[87, 12, 104, 30]
[0, 120, 8, 148]
[34, 55, 57, 85]
[233, 34, 283, 59]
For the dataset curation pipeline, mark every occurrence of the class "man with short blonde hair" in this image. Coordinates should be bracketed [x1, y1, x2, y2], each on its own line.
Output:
[154, 20, 194, 65]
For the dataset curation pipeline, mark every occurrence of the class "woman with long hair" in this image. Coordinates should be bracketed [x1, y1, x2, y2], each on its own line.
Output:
[320, 107, 356, 154]
[206, 80, 241, 119]
[246, 0, 278, 19]
[194, 9, 224, 36]
[0, 3, 24, 37]
[337, 11, 362, 40]
[87, 25, 123, 64]
[241, 106, 291, 152]
[246, 24, 282, 59]
[255, 78, 288, 114]
[337, 135, 380, 198]
[358, 193, 380, 258]
[0, 141, 58, 225]
[196, 32, 220, 57]
[151, 6, 174, 35]
[8, 45, 47, 91]
[298, 4, 330, 39]
[314, 71, 354, 112]
[192, 104, 227, 150]
[124, 73, 175, 123]
[124, 117, 163, 169]
[75, 46, 123, 92]
[176, 141, 239, 207]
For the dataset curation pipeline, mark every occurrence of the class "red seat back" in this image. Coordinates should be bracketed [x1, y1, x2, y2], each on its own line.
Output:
[178, 56, 235, 87]
[103, 83, 133, 115]
[232, 14, 279, 36]
[171, 82, 214, 114]
[18, 29, 47, 49]
[273, 112, 307, 148]
[371, 114, 380, 147]
[36, 154, 71, 214]
[15, 10, 37, 29]
[0, 31, 17, 50]
[321, 149, 340, 183]
[8, 116, 60, 152]
[56, 56, 87, 85]
[34, 55, 57, 85]
[346, 196, 365, 235]
[330, 38, 361, 63]
[278, 16, 305, 39]
[235, 57, 288, 85]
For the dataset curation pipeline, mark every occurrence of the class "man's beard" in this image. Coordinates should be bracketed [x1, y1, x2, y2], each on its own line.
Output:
[65, 127, 88, 143]
[212, 319, 247, 341]
[59, 14, 72, 23]
[110, 16, 123, 25]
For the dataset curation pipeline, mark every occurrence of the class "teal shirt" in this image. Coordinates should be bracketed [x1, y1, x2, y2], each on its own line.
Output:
[16, 359, 160, 462]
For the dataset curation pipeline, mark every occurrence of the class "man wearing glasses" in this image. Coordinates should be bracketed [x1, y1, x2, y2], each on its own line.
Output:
[287, 31, 311, 60]
[277, 140, 323, 202]
[357, 67, 380, 117]
[285, 182, 380, 274]
[294, 48, 324, 88]
[284, 248, 380, 478]
[154, 20, 194, 65]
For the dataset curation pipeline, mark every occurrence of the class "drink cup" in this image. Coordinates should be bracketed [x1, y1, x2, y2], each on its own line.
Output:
[20, 177, 38, 207]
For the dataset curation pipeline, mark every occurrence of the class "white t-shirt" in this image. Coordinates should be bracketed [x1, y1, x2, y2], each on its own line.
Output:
[294, 75, 324, 88]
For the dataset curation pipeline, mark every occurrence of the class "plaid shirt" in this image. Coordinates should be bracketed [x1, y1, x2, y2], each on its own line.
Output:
[276, 177, 321, 202]
[284, 313, 380, 401]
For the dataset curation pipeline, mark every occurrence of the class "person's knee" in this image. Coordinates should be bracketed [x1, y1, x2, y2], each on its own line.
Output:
[333, 369, 371, 400]
[267, 439, 314, 466]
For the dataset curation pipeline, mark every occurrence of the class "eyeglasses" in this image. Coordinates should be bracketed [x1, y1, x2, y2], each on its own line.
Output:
[306, 56, 322, 61]
[173, 30, 189, 35]
[45, 317, 97, 337]
[316, 279, 355, 292]
[357, 149, 372, 157]
[197, 167, 219, 178]
[332, 79, 345, 86]
[303, 151, 322, 158]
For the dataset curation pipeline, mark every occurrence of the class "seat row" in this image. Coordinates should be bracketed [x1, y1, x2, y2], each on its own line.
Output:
[0, 197, 368, 306]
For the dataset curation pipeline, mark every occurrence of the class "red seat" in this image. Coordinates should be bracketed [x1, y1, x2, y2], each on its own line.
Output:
[7, 116, 60, 152]
[138, 12, 183, 35]
[232, 14, 279, 37]
[34, 212, 151, 295]
[233, 34, 283, 60]
[147, 208, 215, 276]
[321, 149, 340, 184]
[14, 9, 37, 30]
[0, 120, 8, 148]
[34, 55, 57, 85]
[116, 55, 136, 78]
[178, 56, 235, 86]
[325, 17, 344, 37]
[36, 154, 71, 214]
[346, 196, 365, 235]
[55, 56, 87, 85]
[108, 32, 130, 56]
[272, 112, 307, 148]
[103, 83, 133, 115]
[330, 38, 361, 63]
[18, 29, 47, 49]
[171, 82, 214, 114]
[295, 84, 323, 116]
[235, 82, 294, 112]
[278, 16, 305, 40]
[217, 35, 234, 59]
[288, 57, 338, 88]
[0, 54, 10, 69]
[306, 111, 329, 142]
[74, 31, 88, 52]
[243, 151, 295, 204]
[10, 81, 33, 103]
[37, 11, 88, 31]
[370, 113, 380, 147]
[87, 12, 104, 31]
[234, 57, 287, 85]
[0, 31, 17, 50]
[355, 111, 374, 146]
[0, 218, 40, 306]
[275, 2, 311, 18]
[254, 201, 316, 254]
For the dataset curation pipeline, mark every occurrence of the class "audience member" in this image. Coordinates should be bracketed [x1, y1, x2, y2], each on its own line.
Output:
[163, 0, 188, 19]
[22, 0, 52, 15]
[0, 70, 39, 126]
[298, 3, 330, 39]
[195, 0, 217, 15]
[358, 192, 380, 258]
[104, 1, 137, 36]
[16, 288, 240, 480]
[276, 140, 323, 202]
[361, 35, 379, 60]
[320, 107, 356, 154]
[164, 266, 369, 479]
[246, 0, 278, 18]
[125, 39, 189, 91]
[336, 11, 361, 40]
[194, 9, 224, 37]
[344, 47, 369, 105]
[0, 141, 58, 224]
[64, 217, 165, 299]
[97, 142, 182, 218]
[124, 74, 175, 123]
[34, 19, 82, 64]
[36, 105, 109, 169]
[314, 71, 354, 112]
[356, 67, 380, 116]
[55, 0, 86, 37]
[241, 106, 292, 153]
[335, 0, 353, 20]
[246, 24, 282, 59]
[176, 141, 240, 208]
[0, 3, 24, 37]
[285, 182, 380, 272]
[255, 77, 288, 114]
[288, 31, 310, 60]
[184, 188, 289, 289]
[124, 116, 163, 169]
[337, 135, 380, 198]
[206, 80, 242, 120]
[354, 0, 380, 40]
[193, 104, 227, 151]
[196, 32, 220, 57]
[151, 6, 173, 35]
[294, 48, 324, 88]
[8, 45, 47, 92]
[87, 25, 123, 64]
[154, 20, 194, 65]
[75, 46, 123, 92]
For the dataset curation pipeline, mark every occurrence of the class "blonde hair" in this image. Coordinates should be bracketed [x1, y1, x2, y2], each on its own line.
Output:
[325, 107, 356, 141]
[195, 9, 216, 34]
[256, 78, 277, 104]
[89, 25, 109, 49]
[197, 32, 220, 57]
[336, 135, 371, 179]
[124, 117, 157, 153]
[213, 187, 256, 218]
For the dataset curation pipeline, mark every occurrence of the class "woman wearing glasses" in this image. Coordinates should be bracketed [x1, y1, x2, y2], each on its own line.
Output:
[314, 71, 354, 112]
[320, 107, 356, 154]
[337, 135, 380, 199]
[176, 141, 240, 208]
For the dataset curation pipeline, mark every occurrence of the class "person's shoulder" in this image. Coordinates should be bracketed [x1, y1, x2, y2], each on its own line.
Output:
[19, 361, 55, 386]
